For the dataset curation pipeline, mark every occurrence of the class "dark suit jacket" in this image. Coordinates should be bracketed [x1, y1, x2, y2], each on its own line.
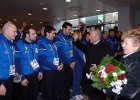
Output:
[73, 40, 113, 73]
[73, 39, 113, 100]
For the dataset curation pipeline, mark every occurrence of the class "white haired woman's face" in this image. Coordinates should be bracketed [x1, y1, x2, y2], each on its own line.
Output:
[122, 37, 140, 54]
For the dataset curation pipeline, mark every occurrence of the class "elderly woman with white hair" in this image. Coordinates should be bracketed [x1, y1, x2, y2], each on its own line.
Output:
[106, 29, 140, 100]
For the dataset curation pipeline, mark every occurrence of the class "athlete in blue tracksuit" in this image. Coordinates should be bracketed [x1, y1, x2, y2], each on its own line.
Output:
[0, 23, 17, 100]
[72, 46, 85, 98]
[71, 30, 85, 100]
[38, 25, 63, 100]
[115, 31, 123, 61]
[107, 29, 117, 56]
[15, 26, 42, 100]
[55, 22, 76, 100]
[82, 33, 90, 44]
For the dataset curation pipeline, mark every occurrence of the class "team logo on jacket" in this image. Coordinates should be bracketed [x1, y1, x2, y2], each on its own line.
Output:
[35, 48, 38, 53]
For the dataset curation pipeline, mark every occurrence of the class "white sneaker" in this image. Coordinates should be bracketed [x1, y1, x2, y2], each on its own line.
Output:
[78, 95, 84, 99]
[69, 95, 81, 100]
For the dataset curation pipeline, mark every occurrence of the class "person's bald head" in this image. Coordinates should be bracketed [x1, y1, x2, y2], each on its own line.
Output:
[89, 30, 101, 44]
[2, 23, 17, 40]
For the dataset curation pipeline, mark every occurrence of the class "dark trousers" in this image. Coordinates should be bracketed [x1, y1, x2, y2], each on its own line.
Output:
[0, 78, 13, 100]
[81, 66, 89, 95]
[88, 81, 106, 100]
[21, 73, 39, 100]
[42, 70, 59, 100]
[59, 64, 72, 100]
[12, 83, 22, 100]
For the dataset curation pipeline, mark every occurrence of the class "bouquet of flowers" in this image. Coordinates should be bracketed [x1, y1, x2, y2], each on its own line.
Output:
[86, 55, 128, 94]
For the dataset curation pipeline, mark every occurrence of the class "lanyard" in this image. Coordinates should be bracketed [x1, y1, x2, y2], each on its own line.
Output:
[24, 44, 36, 62]
[1, 40, 11, 62]
[61, 36, 72, 51]
[10, 46, 15, 65]
[49, 44, 58, 58]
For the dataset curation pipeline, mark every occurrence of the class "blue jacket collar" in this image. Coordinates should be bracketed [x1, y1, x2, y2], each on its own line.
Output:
[59, 32, 70, 40]
[108, 35, 115, 39]
[22, 36, 37, 44]
[0, 34, 13, 45]
[43, 37, 53, 44]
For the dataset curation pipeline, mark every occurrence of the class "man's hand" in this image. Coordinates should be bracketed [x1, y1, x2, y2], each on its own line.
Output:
[57, 63, 63, 71]
[70, 62, 76, 69]
[21, 79, 29, 86]
[90, 64, 96, 71]
[0, 84, 7, 96]
[114, 52, 118, 57]
[38, 72, 43, 81]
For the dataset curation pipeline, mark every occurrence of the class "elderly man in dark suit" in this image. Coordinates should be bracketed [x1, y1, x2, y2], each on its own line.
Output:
[73, 29, 113, 100]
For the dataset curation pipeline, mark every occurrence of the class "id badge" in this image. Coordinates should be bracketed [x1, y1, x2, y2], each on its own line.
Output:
[53, 58, 59, 66]
[70, 50, 73, 57]
[9, 65, 15, 75]
[30, 59, 40, 70]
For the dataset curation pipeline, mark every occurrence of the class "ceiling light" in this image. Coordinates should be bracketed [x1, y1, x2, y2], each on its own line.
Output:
[40, 3, 44, 5]
[43, 8, 47, 10]
[66, 0, 71, 2]
[96, 10, 101, 12]
[74, 15, 77, 16]
[0, 19, 1, 20]
[28, 13, 32, 15]
[1, 24, 3, 25]
[57, 18, 60, 19]
[30, 24, 33, 25]
[40, 22, 42, 23]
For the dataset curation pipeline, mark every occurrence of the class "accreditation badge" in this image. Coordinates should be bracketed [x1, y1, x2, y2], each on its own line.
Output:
[30, 59, 40, 70]
[9, 65, 15, 75]
[53, 58, 59, 66]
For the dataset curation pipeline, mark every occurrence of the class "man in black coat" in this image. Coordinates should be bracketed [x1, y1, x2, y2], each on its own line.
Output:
[73, 29, 113, 100]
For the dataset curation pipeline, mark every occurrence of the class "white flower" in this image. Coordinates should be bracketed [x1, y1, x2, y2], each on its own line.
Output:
[98, 70, 108, 78]
[120, 70, 125, 74]
[116, 80, 123, 86]
[110, 81, 115, 86]
[112, 72, 117, 77]
[110, 80, 122, 87]
[86, 72, 92, 80]
[100, 65, 105, 70]
[112, 86, 122, 94]
[110, 79, 126, 94]
[122, 78, 127, 84]
[101, 71, 108, 78]
[103, 89, 106, 94]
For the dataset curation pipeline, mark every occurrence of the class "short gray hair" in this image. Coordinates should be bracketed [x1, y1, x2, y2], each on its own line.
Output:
[95, 29, 101, 38]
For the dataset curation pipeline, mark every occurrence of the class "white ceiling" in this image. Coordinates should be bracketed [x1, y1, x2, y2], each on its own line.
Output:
[98, 0, 140, 10]
[0, 0, 117, 29]
[1, 0, 140, 30]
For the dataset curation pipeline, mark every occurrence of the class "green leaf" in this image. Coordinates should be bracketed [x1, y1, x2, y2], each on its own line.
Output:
[92, 76, 101, 82]
[106, 85, 111, 88]
[113, 76, 118, 81]
[91, 82, 106, 90]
